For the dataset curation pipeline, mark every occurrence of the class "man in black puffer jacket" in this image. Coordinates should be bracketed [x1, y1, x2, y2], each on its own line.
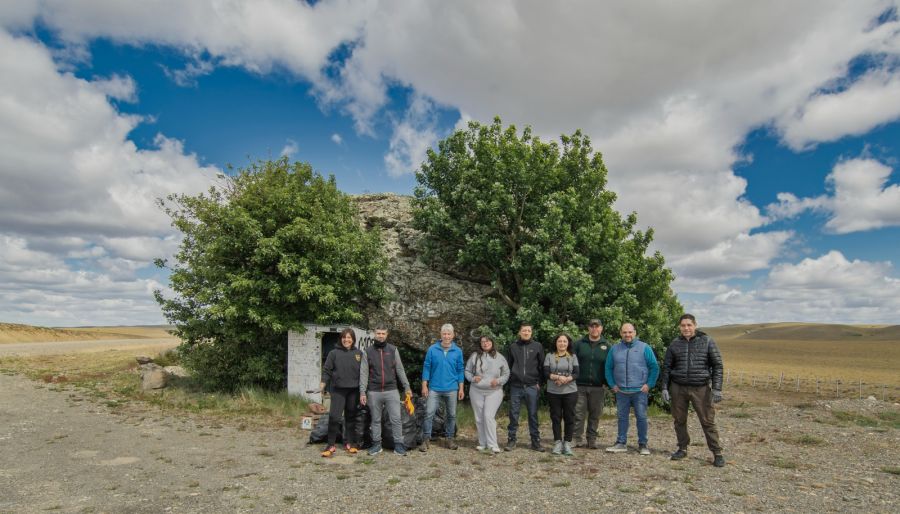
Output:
[660, 313, 725, 467]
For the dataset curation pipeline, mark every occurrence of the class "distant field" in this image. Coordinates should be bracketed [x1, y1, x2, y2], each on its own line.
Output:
[0, 323, 174, 344]
[706, 323, 900, 386]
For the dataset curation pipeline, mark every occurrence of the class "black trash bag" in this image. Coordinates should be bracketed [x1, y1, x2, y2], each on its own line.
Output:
[308, 413, 335, 444]
[360, 394, 423, 450]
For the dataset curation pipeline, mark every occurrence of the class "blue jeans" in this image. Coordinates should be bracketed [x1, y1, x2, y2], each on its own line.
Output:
[508, 385, 540, 443]
[423, 390, 458, 439]
[615, 391, 649, 445]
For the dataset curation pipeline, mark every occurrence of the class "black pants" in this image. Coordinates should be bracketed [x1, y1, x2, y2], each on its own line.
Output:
[547, 392, 578, 442]
[327, 387, 360, 446]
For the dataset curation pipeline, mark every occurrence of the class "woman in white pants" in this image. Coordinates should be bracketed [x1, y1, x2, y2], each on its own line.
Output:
[465, 335, 510, 453]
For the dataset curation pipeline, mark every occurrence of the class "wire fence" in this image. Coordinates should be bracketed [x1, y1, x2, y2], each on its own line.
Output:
[725, 369, 900, 402]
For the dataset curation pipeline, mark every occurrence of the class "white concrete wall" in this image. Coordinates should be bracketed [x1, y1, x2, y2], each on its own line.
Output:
[287, 324, 374, 402]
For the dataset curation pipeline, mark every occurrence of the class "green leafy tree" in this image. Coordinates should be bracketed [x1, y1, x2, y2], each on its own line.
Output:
[413, 118, 682, 355]
[155, 158, 387, 391]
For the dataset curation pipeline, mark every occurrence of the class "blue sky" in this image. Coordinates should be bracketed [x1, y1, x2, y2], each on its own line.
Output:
[1, 1, 900, 327]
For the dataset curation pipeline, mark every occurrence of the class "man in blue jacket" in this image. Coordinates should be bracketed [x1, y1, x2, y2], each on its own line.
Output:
[420, 323, 465, 451]
[605, 323, 659, 455]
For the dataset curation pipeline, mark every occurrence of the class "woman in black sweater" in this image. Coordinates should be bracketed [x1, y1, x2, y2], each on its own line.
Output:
[320, 328, 364, 456]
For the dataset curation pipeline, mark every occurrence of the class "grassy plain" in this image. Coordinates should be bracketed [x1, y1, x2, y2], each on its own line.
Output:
[0, 323, 174, 343]
[706, 323, 900, 386]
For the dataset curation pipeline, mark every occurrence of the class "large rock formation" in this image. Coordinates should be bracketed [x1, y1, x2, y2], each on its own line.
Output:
[354, 194, 494, 351]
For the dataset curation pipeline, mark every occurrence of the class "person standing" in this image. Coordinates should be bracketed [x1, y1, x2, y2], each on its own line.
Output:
[465, 335, 510, 454]
[319, 328, 364, 457]
[660, 313, 726, 467]
[573, 319, 610, 449]
[420, 323, 466, 451]
[505, 322, 546, 452]
[360, 325, 411, 456]
[544, 334, 580, 456]
[604, 323, 659, 455]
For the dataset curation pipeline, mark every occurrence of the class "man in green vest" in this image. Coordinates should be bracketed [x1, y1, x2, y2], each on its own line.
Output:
[572, 319, 610, 448]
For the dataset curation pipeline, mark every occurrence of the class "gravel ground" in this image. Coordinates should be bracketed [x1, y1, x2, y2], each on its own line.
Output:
[1, 371, 898, 513]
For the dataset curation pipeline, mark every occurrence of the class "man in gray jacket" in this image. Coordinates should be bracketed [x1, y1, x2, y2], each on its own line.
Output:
[660, 314, 725, 467]
[360, 325, 411, 456]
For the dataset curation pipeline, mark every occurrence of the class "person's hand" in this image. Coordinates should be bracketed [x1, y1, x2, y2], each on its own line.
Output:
[473, 375, 482, 383]
[661, 389, 671, 403]
[712, 389, 723, 403]
[612, 386, 620, 393]
[421, 383, 429, 398]
[490, 379, 499, 387]
[360, 394, 367, 406]
[458, 388, 465, 401]
[640, 384, 649, 394]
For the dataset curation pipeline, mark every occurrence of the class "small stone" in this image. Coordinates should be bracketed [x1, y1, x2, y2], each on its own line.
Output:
[163, 365, 189, 378]
[135, 355, 153, 365]
[866, 395, 877, 401]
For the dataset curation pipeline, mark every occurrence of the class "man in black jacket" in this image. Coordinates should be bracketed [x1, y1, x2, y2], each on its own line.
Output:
[505, 323, 545, 452]
[660, 314, 725, 467]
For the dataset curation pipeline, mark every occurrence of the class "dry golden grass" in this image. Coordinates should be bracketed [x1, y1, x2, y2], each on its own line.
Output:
[0, 323, 174, 343]
[706, 323, 900, 386]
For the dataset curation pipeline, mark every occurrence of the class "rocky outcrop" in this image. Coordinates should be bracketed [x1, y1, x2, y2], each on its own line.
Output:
[354, 194, 494, 351]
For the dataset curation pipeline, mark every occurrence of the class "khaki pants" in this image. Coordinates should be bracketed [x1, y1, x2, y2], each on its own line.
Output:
[670, 382, 722, 454]
[573, 385, 605, 444]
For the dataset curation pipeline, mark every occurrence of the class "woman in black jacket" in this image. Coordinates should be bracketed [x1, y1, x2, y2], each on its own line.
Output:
[320, 328, 364, 457]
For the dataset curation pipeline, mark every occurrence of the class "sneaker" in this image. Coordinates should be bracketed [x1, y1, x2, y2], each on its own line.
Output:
[670, 448, 687, 460]
[504, 440, 516, 452]
[639, 445, 650, 456]
[490, 447, 502, 454]
[551, 440, 563, 455]
[367, 444, 383, 456]
[605, 443, 628, 453]
[713, 454, 726, 467]
[562, 441, 575, 457]
[445, 439, 459, 450]
[394, 444, 407, 456]
[321, 445, 336, 458]
[573, 439, 585, 448]
[419, 439, 429, 453]
[475, 445, 485, 451]
[345, 444, 358, 455]
[530, 441, 546, 453]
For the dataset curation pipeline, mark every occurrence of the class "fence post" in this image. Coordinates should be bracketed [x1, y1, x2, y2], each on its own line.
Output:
[883, 385, 887, 402]
[779, 372, 784, 389]
[859, 379, 862, 400]
[796, 375, 800, 392]
[726, 369, 730, 386]
[836, 379, 840, 398]
[815, 377, 819, 396]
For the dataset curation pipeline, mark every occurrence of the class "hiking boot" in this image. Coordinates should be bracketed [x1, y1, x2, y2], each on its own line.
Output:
[321, 445, 336, 458]
[573, 439, 585, 448]
[530, 441, 546, 452]
[713, 454, 726, 467]
[551, 440, 563, 455]
[639, 445, 650, 456]
[394, 444, 407, 456]
[367, 443, 383, 456]
[605, 443, 627, 453]
[344, 443, 358, 454]
[504, 440, 516, 451]
[562, 441, 575, 457]
[670, 448, 687, 460]
[587, 439, 599, 450]
[419, 439, 429, 453]
[445, 439, 459, 450]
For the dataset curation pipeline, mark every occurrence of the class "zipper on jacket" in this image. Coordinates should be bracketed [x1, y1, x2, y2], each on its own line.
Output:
[380, 348, 385, 392]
